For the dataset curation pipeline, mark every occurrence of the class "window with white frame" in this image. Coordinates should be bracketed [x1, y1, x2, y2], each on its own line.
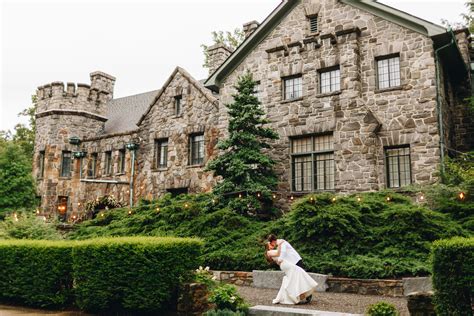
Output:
[385, 146, 411, 188]
[87, 153, 97, 178]
[377, 55, 400, 89]
[104, 151, 112, 175]
[154, 139, 168, 169]
[189, 134, 204, 165]
[291, 134, 335, 192]
[283, 76, 303, 100]
[174, 95, 182, 116]
[60, 151, 72, 178]
[118, 149, 126, 173]
[38, 150, 45, 178]
[320, 67, 340, 94]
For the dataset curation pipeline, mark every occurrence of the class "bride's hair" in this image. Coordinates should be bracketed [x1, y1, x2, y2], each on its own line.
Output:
[264, 242, 274, 264]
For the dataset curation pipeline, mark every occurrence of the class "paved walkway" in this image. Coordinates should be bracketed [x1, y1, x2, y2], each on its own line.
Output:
[0, 305, 91, 316]
[236, 285, 409, 316]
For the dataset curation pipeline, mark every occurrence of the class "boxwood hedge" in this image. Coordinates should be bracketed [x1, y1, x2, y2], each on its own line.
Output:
[0, 236, 202, 313]
[432, 237, 474, 315]
[72, 236, 203, 313]
[0, 240, 74, 307]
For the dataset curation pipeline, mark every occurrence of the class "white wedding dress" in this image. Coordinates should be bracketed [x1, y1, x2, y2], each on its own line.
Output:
[268, 250, 318, 304]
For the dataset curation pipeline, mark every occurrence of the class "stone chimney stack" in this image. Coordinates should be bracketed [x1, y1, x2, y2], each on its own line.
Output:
[207, 44, 233, 75]
[243, 20, 260, 38]
[90, 71, 116, 102]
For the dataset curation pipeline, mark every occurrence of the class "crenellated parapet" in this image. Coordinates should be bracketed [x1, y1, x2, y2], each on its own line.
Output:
[36, 72, 115, 117]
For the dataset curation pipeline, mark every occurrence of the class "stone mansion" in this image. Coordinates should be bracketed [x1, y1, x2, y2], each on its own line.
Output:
[33, 0, 473, 217]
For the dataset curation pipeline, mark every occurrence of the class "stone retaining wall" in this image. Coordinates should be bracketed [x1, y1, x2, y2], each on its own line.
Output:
[213, 270, 432, 298]
[212, 271, 253, 286]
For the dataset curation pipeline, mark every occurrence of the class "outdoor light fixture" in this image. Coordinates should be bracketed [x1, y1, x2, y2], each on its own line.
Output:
[459, 192, 466, 200]
[72, 151, 87, 159]
[125, 141, 139, 151]
[386, 196, 391, 202]
[68, 136, 81, 145]
[332, 197, 337, 202]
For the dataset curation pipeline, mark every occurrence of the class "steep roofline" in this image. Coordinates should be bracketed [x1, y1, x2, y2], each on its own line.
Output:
[137, 66, 218, 126]
[204, 0, 449, 91]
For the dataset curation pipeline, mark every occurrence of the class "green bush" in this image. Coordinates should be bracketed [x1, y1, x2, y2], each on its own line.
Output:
[208, 283, 248, 313]
[432, 237, 474, 315]
[366, 301, 399, 316]
[204, 309, 247, 316]
[72, 236, 203, 313]
[68, 191, 469, 279]
[0, 240, 74, 307]
[0, 211, 62, 240]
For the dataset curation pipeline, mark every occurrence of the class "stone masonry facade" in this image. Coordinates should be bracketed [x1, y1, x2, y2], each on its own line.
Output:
[33, 0, 472, 219]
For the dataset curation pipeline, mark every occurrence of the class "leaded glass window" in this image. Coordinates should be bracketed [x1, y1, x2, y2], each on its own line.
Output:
[385, 146, 411, 188]
[377, 55, 400, 89]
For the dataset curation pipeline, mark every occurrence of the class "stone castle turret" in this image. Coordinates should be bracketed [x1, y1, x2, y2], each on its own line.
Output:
[33, 71, 115, 218]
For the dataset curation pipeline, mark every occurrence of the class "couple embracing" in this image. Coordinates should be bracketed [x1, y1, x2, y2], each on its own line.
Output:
[264, 234, 318, 305]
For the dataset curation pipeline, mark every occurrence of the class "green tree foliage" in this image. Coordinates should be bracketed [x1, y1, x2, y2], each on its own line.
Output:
[206, 73, 279, 216]
[0, 96, 37, 160]
[68, 191, 467, 279]
[0, 142, 37, 214]
[201, 28, 245, 69]
[0, 212, 62, 240]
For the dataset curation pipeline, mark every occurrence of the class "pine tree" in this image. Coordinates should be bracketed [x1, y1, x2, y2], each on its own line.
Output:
[206, 73, 279, 216]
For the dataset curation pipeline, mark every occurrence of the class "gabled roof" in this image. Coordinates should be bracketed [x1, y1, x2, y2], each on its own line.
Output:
[204, 0, 450, 91]
[104, 90, 160, 134]
[137, 66, 218, 126]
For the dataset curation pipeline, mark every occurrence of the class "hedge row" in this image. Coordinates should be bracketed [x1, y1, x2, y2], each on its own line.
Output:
[0, 240, 74, 307]
[0, 237, 202, 312]
[432, 237, 474, 316]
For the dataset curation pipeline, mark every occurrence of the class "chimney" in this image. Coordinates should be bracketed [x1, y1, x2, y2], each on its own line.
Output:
[90, 71, 116, 101]
[207, 44, 233, 75]
[243, 20, 260, 38]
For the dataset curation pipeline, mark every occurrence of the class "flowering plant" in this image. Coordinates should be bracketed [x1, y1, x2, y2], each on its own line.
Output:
[194, 266, 217, 288]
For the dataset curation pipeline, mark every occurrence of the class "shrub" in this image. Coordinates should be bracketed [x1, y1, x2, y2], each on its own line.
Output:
[366, 301, 399, 316]
[0, 211, 62, 240]
[72, 236, 203, 313]
[208, 284, 249, 313]
[432, 237, 474, 315]
[0, 240, 73, 307]
[204, 309, 247, 316]
[194, 266, 218, 288]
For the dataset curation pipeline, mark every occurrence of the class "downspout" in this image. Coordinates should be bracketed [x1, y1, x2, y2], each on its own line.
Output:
[126, 142, 139, 208]
[129, 149, 136, 207]
[434, 29, 455, 178]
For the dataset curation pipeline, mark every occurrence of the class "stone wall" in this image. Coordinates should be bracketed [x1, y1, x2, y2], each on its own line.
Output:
[219, 0, 442, 200]
[136, 68, 221, 198]
[212, 271, 254, 287]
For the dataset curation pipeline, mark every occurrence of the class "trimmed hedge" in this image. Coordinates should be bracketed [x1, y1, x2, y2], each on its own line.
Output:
[432, 237, 474, 315]
[72, 236, 203, 313]
[0, 240, 74, 307]
[0, 237, 202, 313]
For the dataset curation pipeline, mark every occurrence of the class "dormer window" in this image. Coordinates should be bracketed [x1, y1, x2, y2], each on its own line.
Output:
[309, 15, 318, 33]
[174, 95, 182, 116]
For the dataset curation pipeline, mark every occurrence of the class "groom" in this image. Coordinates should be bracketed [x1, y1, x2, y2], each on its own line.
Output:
[267, 234, 312, 303]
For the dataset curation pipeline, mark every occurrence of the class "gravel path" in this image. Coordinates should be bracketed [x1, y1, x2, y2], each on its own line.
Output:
[236, 285, 409, 316]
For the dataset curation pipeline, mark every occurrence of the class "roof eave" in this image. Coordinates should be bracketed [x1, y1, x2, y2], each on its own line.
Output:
[340, 0, 446, 37]
[204, 0, 299, 91]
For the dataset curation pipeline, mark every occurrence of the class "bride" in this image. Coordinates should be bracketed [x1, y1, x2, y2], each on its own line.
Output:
[265, 242, 318, 304]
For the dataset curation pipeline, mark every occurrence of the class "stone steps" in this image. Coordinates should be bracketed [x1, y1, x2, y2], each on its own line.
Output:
[249, 305, 363, 316]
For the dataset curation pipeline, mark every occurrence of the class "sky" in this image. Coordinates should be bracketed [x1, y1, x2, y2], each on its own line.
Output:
[0, 0, 469, 132]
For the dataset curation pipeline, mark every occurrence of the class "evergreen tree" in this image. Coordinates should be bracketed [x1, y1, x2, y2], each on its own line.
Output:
[0, 142, 37, 214]
[206, 73, 279, 216]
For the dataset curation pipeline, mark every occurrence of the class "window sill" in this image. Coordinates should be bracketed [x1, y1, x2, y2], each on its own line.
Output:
[186, 164, 205, 169]
[59, 177, 71, 180]
[290, 190, 336, 196]
[281, 97, 304, 104]
[115, 173, 125, 176]
[375, 86, 403, 94]
[316, 91, 342, 98]
[173, 114, 183, 119]
[152, 168, 168, 172]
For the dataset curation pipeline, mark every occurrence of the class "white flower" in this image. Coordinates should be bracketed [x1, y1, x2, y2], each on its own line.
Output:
[199, 266, 203, 270]
[205, 266, 210, 271]
[212, 276, 217, 280]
